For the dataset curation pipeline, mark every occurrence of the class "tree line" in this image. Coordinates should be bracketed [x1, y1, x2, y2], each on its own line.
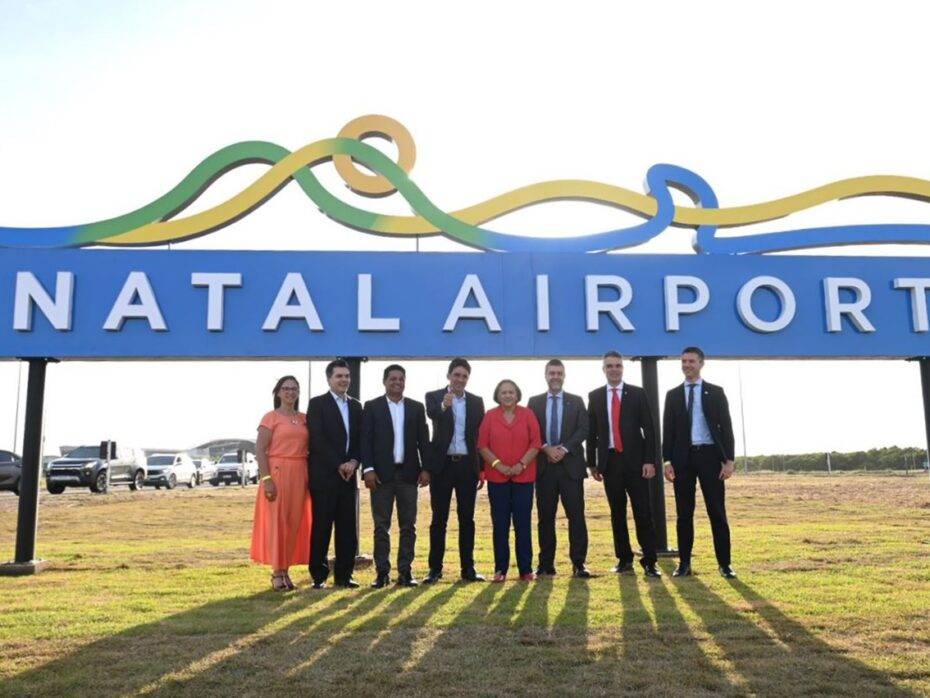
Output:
[740, 446, 929, 472]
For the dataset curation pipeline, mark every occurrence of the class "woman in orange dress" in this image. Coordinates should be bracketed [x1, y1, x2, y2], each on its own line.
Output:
[251, 375, 313, 591]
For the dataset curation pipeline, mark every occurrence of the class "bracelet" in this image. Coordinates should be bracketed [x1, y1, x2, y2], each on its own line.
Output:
[260, 475, 273, 482]
[491, 459, 501, 470]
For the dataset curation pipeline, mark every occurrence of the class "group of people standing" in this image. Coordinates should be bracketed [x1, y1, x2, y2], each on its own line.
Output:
[250, 347, 737, 591]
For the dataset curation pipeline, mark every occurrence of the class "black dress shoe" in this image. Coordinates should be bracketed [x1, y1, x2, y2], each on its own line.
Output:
[335, 578, 360, 589]
[535, 566, 557, 577]
[461, 569, 486, 582]
[672, 564, 692, 577]
[371, 573, 390, 589]
[311, 581, 328, 590]
[611, 561, 634, 574]
[719, 565, 737, 579]
[397, 572, 419, 587]
[572, 566, 592, 579]
[422, 569, 443, 584]
[643, 564, 662, 578]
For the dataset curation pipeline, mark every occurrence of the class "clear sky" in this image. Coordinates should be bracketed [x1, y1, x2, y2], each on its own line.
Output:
[1, 1, 929, 458]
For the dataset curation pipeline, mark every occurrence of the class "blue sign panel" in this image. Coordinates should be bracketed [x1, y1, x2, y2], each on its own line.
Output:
[2, 249, 930, 359]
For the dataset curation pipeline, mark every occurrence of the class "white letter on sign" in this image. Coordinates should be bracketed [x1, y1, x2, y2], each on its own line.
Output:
[737, 276, 796, 333]
[664, 275, 710, 331]
[893, 278, 930, 332]
[104, 272, 167, 331]
[13, 271, 74, 331]
[192, 272, 242, 331]
[262, 273, 324, 331]
[585, 275, 634, 331]
[823, 277, 875, 332]
[358, 274, 400, 331]
[536, 275, 550, 331]
[443, 274, 501, 332]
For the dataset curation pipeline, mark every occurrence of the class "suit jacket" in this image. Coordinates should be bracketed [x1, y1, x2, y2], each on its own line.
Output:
[586, 383, 657, 473]
[527, 391, 589, 480]
[360, 396, 430, 484]
[424, 387, 485, 476]
[662, 380, 735, 467]
[307, 392, 362, 490]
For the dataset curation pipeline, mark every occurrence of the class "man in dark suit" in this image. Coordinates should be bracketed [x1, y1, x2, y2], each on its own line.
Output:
[586, 350, 661, 578]
[361, 364, 431, 588]
[421, 357, 486, 584]
[663, 346, 737, 579]
[528, 359, 591, 578]
[307, 359, 363, 589]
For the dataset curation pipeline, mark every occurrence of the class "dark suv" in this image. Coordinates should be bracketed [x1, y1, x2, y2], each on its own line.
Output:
[45, 444, 147, 494]
[0, 450, 23, 495]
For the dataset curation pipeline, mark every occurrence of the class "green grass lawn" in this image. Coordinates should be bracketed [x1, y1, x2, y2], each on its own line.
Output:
[0, 474, 928, 696]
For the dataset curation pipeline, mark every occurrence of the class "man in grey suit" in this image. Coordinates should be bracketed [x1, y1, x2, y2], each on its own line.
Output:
[527, 359, 591, 578]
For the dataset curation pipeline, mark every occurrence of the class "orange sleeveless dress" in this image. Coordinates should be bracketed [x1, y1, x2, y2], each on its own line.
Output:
[250, 410, 312, 568]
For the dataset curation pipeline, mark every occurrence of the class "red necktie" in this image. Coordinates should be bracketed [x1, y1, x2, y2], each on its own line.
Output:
[611, 387, 623, 452]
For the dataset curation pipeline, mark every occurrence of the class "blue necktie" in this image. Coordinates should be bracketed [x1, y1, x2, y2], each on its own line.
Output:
[549, 394, 560, 446]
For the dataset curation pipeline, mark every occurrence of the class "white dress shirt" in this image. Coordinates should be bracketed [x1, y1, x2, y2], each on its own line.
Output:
[448, 390, 468, 455]
[330, 390, 350, 452]
[388, 396, 405, 464]
[685, 379, 714, 445]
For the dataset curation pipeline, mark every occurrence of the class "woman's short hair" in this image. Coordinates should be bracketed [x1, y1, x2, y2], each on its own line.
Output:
[493, 379, 522, 404]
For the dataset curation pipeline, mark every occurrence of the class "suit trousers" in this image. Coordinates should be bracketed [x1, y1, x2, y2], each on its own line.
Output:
[487, 480, 535, 576]
[603, 450, 658, 566]
[309, 479, 358, 584]
[370, 478, 418, 576]
[428, 457, 478, 573]
[673, 445, 731, 567]
[535, 465, 587, 569]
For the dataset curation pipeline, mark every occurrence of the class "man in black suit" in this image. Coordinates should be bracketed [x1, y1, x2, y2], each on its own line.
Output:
[361, 364, 431, 588]
[663, 346, 737, 579]
[307, 359, 363, 589]
[421, 357, 486, 584]
[528, 359, 591, 578]
[586, 350, 661, 578]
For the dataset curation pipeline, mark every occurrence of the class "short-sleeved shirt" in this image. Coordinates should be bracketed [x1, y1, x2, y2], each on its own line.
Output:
[477, 405, 542, 484]
[259, 411, 309, 459]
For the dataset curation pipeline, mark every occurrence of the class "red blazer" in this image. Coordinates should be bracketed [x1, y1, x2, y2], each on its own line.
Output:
[477, 406, 542, 484]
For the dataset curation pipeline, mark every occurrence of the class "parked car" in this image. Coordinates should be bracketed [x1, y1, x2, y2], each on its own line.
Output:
[45, 443, 147, 494]
[145, 453, 198, 489]
[0, 450, 23, 495]
[211, 451, 258, 485]
[195, 458, 217, 485]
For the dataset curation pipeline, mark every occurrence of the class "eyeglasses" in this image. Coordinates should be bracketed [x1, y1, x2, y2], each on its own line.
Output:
[280, 387, 300, 392]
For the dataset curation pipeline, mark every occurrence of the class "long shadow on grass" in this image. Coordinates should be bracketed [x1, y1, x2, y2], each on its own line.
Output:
[728, 579, 919, 696]
[674, 574, 916, 697]
[165, 582, 420, 694]
[1, 589, 318, 696]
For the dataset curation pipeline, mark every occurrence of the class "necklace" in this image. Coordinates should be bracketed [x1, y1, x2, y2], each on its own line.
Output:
[280, 409, 300, 425]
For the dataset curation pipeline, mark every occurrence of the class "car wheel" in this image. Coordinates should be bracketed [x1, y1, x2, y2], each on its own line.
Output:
[91, 471, 108, 494]
[166, 473, 177, 490]
[210, 479, 218, 487]
[155, 484, 161, 489]
[13, 479, 20, 496]
[188, 474, 196, 488]
[129, 470, 145, 491]
[46, 482, 65, 494]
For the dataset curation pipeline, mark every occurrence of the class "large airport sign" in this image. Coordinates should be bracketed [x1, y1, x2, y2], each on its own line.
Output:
[2, 115, 930, 360]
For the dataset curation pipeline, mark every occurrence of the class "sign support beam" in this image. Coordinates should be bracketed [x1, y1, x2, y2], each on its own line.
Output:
[1, 358, 54, 575]
[639, 357, 676, 557]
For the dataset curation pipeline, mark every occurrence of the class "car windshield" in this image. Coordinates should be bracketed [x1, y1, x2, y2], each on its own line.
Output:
[219, 455, 239, 464]
[147, 455, 175, 465]
[64, 446, 99, 458]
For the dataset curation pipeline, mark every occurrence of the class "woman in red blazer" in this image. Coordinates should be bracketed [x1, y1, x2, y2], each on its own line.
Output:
[477, 379, 542, 582]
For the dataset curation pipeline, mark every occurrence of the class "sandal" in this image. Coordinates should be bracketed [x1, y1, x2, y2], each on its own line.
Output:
[271, 572, 289, 591]
[283, 571, 296, 590]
